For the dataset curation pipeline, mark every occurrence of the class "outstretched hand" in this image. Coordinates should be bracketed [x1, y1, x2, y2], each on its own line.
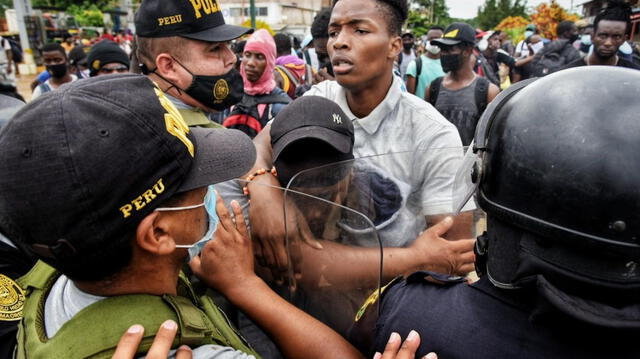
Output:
[409, 217, 475, 276]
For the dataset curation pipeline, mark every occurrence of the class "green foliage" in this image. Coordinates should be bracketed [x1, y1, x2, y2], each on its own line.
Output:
[406, 0, 450, 37]
[476, 0, 528, 30]
[31, 0, 115, 9]
[67, 3, 104, 27]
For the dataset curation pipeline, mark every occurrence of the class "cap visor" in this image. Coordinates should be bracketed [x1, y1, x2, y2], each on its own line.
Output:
[272, 126, 352, 161]
[181, 24, 253, 42]
[432, 38, 462, 46]
[178, 128, 256, 192]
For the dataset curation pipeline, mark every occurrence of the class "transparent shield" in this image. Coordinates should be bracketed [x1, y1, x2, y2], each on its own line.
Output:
[225, 147, 488, 338]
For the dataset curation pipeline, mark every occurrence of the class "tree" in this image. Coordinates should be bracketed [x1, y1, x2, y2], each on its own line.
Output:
[477, 0, 528, 30]
[31, 0, 115, 9]
[406, 0, 450, 37]
[530, 1, 580, 39]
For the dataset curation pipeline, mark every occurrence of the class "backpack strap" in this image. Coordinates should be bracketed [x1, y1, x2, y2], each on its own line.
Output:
[274, 66, 291, 94]
[416, 56, 423, 78]
[474, 77, 490, 116]
[428, 76, 444, 106]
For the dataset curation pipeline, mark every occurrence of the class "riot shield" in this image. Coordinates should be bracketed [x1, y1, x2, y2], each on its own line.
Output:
[277, 147, 486, 336]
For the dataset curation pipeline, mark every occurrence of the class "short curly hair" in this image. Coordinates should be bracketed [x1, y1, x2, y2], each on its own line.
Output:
[311, 7, 332, 40]
[332, 0, 408, 36]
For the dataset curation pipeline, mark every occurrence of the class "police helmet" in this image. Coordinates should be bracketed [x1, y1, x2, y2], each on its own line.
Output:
[455, 67, 640, 328]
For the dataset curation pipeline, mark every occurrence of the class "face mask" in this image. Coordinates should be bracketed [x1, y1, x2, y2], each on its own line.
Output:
[477, 39, 488, 52]
[440, 53, 463, 73]
[425, 42, 441, 55]
[153, 58, 244, 111]
[581, 34, 592, 46]
[156, 186, 219, 262]
[47, 63, 68, 78]
[569, 33, 580, 43]
[403, 43, 413, 51]
[524, 30, 534, 38]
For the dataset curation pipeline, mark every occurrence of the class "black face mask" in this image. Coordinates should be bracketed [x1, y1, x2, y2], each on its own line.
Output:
[149, 58, 245, 112]
[403, 43, 413, 51]
[47, 63, 68, 79]
[569, 33, 579, 43]
[440, 53, 463, 73]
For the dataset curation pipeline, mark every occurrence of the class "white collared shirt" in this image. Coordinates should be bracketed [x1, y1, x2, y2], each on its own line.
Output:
[305, 77, 465, 219]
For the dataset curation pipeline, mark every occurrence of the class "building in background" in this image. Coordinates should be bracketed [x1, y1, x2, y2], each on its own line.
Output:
[220, 0, 331, 37]
[580, 0, 640, 42]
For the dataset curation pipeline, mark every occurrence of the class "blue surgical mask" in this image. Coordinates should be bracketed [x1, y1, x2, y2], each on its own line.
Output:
[156, 185, 219, 262]
[619, 41, 632, 55]
[581, 34, 592, 46]
[525, 30, 534, 38]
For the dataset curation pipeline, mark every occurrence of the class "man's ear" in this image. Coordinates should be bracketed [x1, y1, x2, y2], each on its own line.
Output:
[389, 35, 402, 60]
[153, 53, 190, 89]
[135, 211, 176, 256]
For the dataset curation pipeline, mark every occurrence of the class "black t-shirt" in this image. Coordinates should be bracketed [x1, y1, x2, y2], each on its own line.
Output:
[562, 57, 640, 70]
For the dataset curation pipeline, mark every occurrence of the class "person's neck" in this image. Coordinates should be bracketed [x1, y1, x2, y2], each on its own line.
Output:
[74, 258, 180, 297]
[448, 65, 475, 83]
[403, 48, 413, 55]
[345, 72, 393, 118]
[587, 52, 618, 66]
[426, 52, 440, 60]
[50, 74, 73, 86]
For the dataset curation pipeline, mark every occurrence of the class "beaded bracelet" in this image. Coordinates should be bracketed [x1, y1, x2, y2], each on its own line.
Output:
[242, 167, 277, 196]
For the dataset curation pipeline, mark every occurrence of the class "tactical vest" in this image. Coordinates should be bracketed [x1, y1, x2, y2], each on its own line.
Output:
[178, 108, 224, 129]
[15, 261, 260, 359]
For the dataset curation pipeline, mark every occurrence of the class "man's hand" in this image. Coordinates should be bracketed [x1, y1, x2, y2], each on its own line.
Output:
[248, 176, 322, 283]
[408, 217, 475, 276]
[112, 320, 192, 359]
[374, 331, 437, 359]
[190, 196, 256, 295]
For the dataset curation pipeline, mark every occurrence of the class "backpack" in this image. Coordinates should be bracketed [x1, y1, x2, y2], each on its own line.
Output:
[223, 92, 291, 138]
[275, 64, 312, 99]
[531, 39, 578, 77]
[2, 38, 23, 63]
[427, 76, 490, 116]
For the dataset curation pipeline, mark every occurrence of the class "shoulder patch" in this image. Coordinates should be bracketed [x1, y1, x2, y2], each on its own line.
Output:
[406, 270, 467, 286]
[0, 274, 25, 321]
[355, 276, 402, 322]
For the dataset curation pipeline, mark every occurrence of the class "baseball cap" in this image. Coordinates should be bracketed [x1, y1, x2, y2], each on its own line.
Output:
[0, 74, 255, 264]
[135, 0, 252, 42]
[526, 24, 537, 31]
[87, 40, 130, 76]
[271, 96, 354, 187]
[432, 22, 476, 47]
[68, 45, 88, 67]
[271, 96, 354, 162]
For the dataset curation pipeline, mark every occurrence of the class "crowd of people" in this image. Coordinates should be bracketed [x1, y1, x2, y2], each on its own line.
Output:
[0, 0, 639, 358]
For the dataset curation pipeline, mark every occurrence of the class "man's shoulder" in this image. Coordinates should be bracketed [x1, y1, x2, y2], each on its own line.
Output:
[562, 57, 586, 70]
[618, 58, 640, 70]
[303, 80, 341, 100]
[397, 90, 457, 131]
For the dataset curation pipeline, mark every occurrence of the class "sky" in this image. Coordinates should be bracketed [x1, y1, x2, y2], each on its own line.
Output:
[445, 0, 587, 19]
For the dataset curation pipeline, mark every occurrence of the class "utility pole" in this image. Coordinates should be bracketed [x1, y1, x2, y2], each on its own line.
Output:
[12, 0, 31, 53]
[249, 0, 256, 28]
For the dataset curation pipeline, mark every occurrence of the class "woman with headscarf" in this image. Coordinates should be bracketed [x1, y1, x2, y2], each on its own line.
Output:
[223, 29, 291, 138]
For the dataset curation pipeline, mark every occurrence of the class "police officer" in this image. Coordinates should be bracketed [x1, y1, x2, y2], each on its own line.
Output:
[0, 74, 365, 359]
[351, 66, 640, 358]
[134, 0, 250, 127]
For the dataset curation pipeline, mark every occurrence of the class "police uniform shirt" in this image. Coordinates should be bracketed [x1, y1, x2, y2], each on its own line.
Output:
[352, 271, 640, 359]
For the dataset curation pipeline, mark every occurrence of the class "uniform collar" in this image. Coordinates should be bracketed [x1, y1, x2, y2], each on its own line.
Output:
[335, 76, 403, 135]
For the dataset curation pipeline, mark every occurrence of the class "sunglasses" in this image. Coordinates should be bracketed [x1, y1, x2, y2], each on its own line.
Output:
[99, 66, 129, 74]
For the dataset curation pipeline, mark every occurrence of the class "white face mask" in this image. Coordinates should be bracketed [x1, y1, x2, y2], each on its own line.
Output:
[425, 41, 441, 55]
[530, 41, 544, 54]
[525, 30, 534, 38]
[155, 185, 219, 262]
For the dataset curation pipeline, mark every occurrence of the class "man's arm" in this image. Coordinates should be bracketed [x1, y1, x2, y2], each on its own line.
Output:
[191, 197, 364, 359]
[405, 60, 417, 94]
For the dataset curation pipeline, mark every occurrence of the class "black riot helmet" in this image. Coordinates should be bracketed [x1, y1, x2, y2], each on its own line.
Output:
[454, 67, 640, 328]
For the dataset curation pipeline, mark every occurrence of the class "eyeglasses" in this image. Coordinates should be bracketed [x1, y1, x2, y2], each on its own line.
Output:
[99, 66, 129, 74]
